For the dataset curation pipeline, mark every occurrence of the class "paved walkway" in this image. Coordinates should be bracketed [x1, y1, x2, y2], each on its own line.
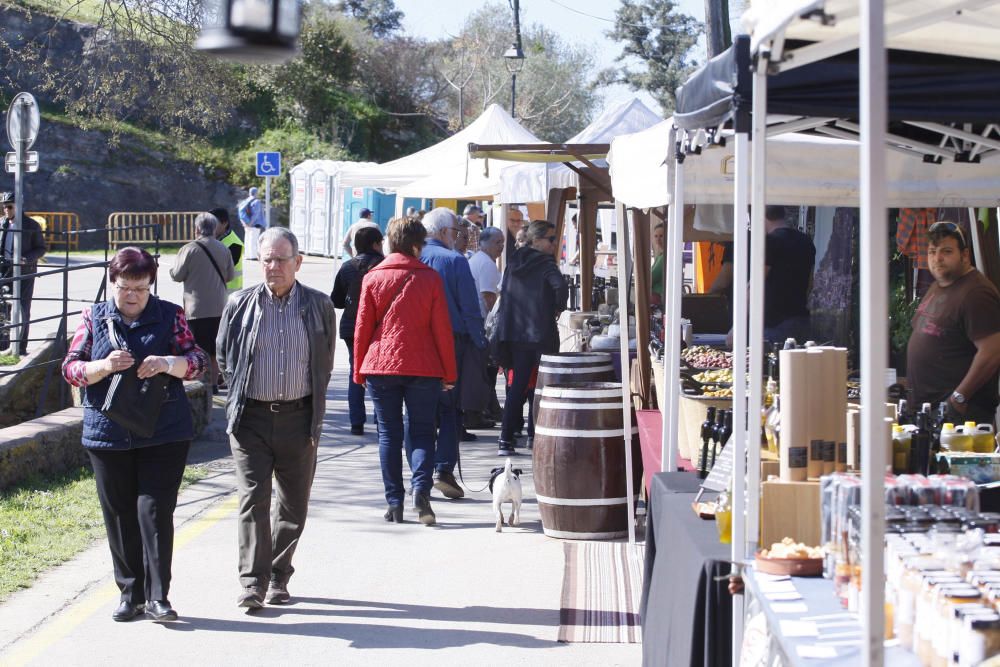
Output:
[1, 253, 642, 666]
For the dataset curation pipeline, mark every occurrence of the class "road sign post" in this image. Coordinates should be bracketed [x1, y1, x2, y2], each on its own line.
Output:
[4, 92, 40, 354]
[256, 152, 281, 229]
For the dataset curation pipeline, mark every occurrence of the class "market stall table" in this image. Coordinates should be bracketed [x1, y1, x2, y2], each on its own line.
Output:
[641, 471, 732, 667]
[741, 566, 920, 666]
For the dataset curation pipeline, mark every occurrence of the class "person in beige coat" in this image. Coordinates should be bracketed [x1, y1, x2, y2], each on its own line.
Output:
[169, 212, 235, 388]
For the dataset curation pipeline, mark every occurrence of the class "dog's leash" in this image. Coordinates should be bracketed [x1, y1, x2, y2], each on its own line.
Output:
[455, 454, 524, 494]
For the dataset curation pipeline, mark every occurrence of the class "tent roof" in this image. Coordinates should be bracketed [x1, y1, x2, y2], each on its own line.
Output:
[607, 120, 1000, 212]
[489, 98, 663, 203]
[746, 0, 1000, 64]
[337, 104, 544, 197]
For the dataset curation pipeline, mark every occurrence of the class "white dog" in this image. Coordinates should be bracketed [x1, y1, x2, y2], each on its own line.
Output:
[490, 458, 522, 532]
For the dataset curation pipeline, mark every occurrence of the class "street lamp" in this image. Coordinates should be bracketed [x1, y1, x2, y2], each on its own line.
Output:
[503, 42, 525, 120]
[195, 0, 302, 64]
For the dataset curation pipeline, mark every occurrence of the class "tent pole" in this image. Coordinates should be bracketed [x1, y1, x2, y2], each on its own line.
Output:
[860, 1, 888, 665]
[616, 200, 637, 544]
[730, 128, 751, 667]
[747, 62, 768, 562]
[663, 127, 683, 473]
[969, 207, 984, 270]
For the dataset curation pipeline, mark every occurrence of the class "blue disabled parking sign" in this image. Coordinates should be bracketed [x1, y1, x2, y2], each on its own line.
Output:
[256, 151, 281, 177]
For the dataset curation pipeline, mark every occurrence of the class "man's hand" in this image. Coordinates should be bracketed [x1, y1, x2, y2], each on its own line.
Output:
[947, 396, 969, 417]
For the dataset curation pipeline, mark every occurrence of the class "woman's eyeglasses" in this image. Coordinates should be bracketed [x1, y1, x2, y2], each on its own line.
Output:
[114, 283, 151, 296]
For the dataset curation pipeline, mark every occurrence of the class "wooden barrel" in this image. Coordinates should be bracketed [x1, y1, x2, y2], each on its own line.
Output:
[533, 382, 629, 540]
[531, 353, 616, 427]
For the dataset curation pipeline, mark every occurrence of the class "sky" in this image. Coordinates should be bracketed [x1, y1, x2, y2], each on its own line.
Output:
[392, 0, 709, 119]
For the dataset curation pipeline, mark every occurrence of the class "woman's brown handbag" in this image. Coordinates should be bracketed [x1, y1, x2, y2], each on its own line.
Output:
[99, 319, 170, 438]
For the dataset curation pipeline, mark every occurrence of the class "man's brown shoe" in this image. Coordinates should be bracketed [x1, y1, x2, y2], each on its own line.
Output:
[237, 587, 264, 610]
[265, 582, 290, 605]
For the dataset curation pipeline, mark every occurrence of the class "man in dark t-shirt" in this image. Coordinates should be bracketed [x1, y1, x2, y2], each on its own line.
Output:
[715, 205, 816, 344]
[907, 221, 1000, 424]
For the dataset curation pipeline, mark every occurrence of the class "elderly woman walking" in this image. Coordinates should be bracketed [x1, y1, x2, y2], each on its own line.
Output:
[62, 247, 208, 623]
[495, 220, 568, 456]
[353, 217, 457, 525]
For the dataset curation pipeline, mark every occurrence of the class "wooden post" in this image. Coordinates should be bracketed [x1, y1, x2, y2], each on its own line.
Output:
[631, 207, 653, 408]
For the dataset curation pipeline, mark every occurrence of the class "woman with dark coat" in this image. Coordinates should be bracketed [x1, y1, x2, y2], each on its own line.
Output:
[353, 217, 457, 526]
[62, 247, 209, 623]
[495, 220, 569, 456]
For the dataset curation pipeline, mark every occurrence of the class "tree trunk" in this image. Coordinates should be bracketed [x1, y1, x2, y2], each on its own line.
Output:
[704, 0, 732, 57]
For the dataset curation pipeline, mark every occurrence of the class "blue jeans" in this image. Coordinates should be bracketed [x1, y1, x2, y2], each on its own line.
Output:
[344, 339, 367, 427]
[367, 375, 441, 506]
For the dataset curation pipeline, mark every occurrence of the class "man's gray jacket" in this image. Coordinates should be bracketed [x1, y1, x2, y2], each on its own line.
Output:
[216, 282, 336, 444]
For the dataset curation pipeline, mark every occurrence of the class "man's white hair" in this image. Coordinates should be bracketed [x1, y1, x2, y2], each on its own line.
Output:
[422, 207, 457, 236]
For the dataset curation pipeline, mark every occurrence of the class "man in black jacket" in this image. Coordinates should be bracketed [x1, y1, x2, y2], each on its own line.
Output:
[495, 220, 568, 455]
[0, 192, 47, 355]
[331, 226, 385, 434]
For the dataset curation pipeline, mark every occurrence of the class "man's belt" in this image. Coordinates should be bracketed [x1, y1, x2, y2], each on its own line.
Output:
[245, 396, 312, 413]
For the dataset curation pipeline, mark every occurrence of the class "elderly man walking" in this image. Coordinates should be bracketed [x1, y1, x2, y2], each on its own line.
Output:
[216, 227, 336, 609]
[419, 208, 487, 499]
[170, 212, 234, 389]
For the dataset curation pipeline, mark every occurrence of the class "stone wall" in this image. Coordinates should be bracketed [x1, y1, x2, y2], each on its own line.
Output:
[0, 336, 75, 428]
[0, 380, 210, 491]
[0, 5, 248, 249]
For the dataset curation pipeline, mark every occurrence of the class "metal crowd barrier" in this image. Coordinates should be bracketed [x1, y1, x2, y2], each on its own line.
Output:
[106, 211, 205, 249]
[28, 211, 81, 251]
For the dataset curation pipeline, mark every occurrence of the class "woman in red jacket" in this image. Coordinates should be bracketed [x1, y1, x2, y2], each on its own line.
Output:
[354, 217, 458, 526]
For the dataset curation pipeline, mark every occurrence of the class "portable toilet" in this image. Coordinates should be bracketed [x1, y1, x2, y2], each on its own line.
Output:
[401, 197, 433, 216]
[307, 166, 335, 255]
[343, 187, 396, 234]
[288, 161, 314, 246]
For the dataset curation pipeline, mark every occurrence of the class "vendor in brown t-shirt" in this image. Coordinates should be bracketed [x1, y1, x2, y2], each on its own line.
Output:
[907, 221, 1000, 424]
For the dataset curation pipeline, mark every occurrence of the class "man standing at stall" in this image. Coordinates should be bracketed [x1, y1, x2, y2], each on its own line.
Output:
[907, 221, 1000, 424]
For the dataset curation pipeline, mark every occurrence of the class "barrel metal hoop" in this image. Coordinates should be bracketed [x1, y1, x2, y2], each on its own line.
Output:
[539, 388, 622, 399]
[542, 528, 629, 540]
[538, 401, 623, 410]
[536, 493, 628, 506]
[534, 426, 625, 438]
[538, 365, 614, 374]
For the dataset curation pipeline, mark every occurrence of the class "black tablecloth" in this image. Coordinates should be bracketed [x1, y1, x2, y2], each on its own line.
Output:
[641, 472, 732, 667]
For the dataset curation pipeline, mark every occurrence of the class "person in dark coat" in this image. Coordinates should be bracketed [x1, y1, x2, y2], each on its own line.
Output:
[495, 220, 568, 456]
[0, 192, 47, 355]
[331, 226, 385, 434]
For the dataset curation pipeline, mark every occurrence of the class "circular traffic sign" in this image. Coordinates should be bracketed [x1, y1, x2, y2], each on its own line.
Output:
[7, 93, 40, 150]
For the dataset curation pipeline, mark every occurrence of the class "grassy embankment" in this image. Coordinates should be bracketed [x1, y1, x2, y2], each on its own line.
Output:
[0, 464, 208, 601]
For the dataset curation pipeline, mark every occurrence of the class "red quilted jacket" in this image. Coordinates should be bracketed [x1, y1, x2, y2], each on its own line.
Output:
[353, 252, 457, 384]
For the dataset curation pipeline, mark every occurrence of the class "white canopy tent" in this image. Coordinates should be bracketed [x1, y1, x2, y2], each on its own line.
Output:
[629, 1, 1000, 664]
[497, 98, 662, 203]
[335, 104, 545, 199]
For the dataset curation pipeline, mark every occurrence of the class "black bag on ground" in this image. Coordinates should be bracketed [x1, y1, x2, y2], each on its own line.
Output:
[99, 319, 170, 438]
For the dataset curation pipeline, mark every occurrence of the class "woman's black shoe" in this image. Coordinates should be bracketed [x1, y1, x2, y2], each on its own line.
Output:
[384, 504, 404, 522]
[146, 600, 178, 622]
[413, 493, 436, 526]
[112, 600, 145, 622]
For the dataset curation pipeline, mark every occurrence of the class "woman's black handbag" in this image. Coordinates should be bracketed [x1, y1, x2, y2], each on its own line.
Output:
[99, 319, 170, 438]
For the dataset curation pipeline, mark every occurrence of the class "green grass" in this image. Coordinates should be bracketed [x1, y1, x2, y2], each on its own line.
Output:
[0, 354, 20, 366]
[0, 463, 209, 601]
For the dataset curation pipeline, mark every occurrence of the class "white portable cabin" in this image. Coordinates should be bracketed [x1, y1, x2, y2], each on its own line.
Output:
[288, 159, 376, 257]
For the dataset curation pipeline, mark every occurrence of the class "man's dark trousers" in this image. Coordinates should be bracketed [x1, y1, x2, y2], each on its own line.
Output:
[433, 333, 473, 474]
[230, 401, 316, 590]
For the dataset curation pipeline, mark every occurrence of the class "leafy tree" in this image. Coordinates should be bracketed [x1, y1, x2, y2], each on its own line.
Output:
[433, 3, 598, 141]
[336, 0, 403, 38]
[1, 0, 247, 137]
[599, 0, 702, 113]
